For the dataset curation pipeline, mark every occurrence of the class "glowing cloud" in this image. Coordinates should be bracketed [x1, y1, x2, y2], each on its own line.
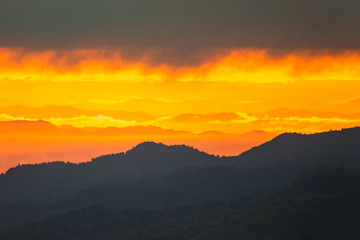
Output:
[2, 48, 360, 83]
[1, 47, 360, 172]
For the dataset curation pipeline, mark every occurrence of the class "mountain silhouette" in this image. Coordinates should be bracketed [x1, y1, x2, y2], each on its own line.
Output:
[1, 127, 360, 233]
[2, 127, 360, 204]
[0, 142, 234, 204]
[238, 127, 360, 166]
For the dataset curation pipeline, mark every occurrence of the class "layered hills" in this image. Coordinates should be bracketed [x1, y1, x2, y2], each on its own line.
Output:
[0, 127, 359, 235]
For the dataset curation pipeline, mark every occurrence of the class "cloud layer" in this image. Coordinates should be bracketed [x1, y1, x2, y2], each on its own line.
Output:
[1, 0, 359, 50]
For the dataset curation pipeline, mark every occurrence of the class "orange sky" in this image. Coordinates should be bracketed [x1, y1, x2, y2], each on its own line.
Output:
[1, 47, 360, 173]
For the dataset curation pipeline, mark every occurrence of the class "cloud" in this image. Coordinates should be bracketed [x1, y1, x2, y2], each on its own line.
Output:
[0, 0, 359, 51]
[0, 113, 36, 121]
[170, 112, 245, 122]
[3, 48, 360, 83]
[0, 105, 158, 122]
[48, 115, 138, 128]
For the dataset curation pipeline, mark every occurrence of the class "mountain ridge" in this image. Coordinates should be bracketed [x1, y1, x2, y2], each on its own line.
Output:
[237, 126, 360, 166]
[3, 126, 360, 177]
[0, 127, 360, 233]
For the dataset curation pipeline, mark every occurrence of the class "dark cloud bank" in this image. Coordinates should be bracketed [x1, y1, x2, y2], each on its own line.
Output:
[0, 0, 359, 51]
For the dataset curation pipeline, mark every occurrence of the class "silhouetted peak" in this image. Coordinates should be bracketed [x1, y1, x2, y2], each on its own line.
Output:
[125, 142, 207, 157]
[126, 142, 167, 153]
[238, 126, 360, 165]
[271, 132, 304, 141]
[272, 127, 360, 141]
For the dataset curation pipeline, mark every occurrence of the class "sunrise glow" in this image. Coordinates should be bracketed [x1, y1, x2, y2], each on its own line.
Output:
[1, 47, 360, 172]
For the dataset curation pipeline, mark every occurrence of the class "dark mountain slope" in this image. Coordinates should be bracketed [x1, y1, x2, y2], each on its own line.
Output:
[3, 166, 360, 240]
[0, 164, 296, 232]
[62, 164, 294, 209]
[238, 127, 360, 166]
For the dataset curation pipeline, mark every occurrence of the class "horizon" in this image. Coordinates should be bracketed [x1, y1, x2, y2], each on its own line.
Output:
[1, 126, 358, 174]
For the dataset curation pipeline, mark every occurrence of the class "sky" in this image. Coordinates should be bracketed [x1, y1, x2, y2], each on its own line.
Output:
[1, 0, 360, 173]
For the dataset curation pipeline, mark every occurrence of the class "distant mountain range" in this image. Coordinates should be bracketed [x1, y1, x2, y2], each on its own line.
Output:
[2, 127, 360, 203]
[3, 104, 360, 121]
[0, 118, 277, 172]
[0, 118, 276, 138]
[0, 120, 189, 136]
[0, 126, 359, 234]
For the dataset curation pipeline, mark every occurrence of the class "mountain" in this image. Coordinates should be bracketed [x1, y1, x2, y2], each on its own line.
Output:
[2, 127, 360, 204]
[59, 164, 292, 209]
[0, 118, 274, 172]
[0, 164, 295, 232]
[1, 127, 360, 233]
[0, 120, 63, 135]
[0, 120, 190, 136]
[238, 127, 360, 166]
[0, 142, 233, 204]
[3, 165, 360, 240]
